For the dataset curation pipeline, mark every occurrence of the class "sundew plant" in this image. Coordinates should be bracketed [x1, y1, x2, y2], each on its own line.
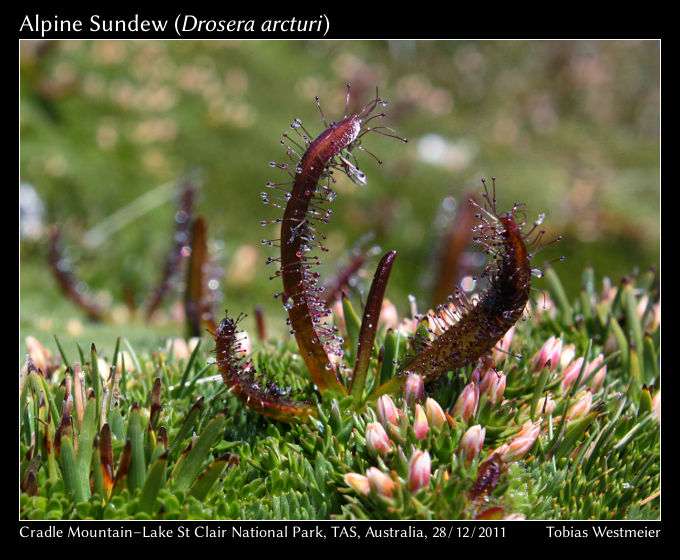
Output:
[19, 40, 660, 523]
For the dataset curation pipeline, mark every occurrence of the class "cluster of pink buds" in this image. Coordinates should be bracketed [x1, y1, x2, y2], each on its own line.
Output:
[561, 353, 606, 392]
[469, 361, 507, 406]
[375, 394, 449, 443]
[346, 391, 448, 500]
[492, 420, 542, 462]
[343, 448, 432, 499]
[532, 335, 607, 393]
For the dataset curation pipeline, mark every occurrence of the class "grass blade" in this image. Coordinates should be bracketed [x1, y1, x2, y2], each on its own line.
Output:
[138, 451, 168, 514]
[189, 453, 235, 500]
[125, 403, 147, 492]
[172, 411, 226, 491]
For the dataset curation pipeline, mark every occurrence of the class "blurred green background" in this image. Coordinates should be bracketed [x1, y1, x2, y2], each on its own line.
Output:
[19, 40, 660, 357]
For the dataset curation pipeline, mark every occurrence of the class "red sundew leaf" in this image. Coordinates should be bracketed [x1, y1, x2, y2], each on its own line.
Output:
[278, 116, 364, 395]
[322, 253, 367, 306]
[47, 226, 108, 322]
[468, 452, 505, 503]
[254, 305, 267, 342]
[401, 180, 535, 383]
[184, 215, 217, 337]
[145, 175, 198, 321]
[214, 312, 317, 423]
[53, 394, 74, 459]
[430, 192, 479, 308]
[350, 251, 397, 403]
[273, 88, 403, 396]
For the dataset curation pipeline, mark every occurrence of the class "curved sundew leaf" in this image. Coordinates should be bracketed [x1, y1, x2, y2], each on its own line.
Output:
[350, 251, 397, 404]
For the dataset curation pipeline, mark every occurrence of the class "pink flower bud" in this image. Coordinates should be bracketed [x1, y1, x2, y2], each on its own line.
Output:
[344, 472, 370, 496]
[377, 395, 400, 429]
[484, 371, 506, 405]
[365, 422, 394, 457]
[413, 404, 430, 440]
[567, 390, 593, 421]
[366, 467, 396, 498]
[469, 364, 484, 385]
[404, 373, 425, 406]
[534, 394, 556, 418]
[379, 299, 399, 330]
[504, 513, 527, 520]
[452, 382, 479, 422]
[652, 389, 660, 421]
[560, 343, 576, 369]
[503, 421, 541, 462]
[396, 317, 419, 336]
[166, 337, 191, 361]
[477, 366, 495, 394]
[459, 424, 486, 463]
[585, 354, 606, 392]
[532, 336, 562, 372]
[25, 336, 51, 374]
[407, 450, 431, 492]
[561, 356, 585, 391]
[425, 397, 447, 430]
[493, 325, 516, 363]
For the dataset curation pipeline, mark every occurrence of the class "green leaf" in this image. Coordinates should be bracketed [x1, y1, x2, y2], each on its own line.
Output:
[379, 329, 399, 386]
[622, 279, 644, 367]
[59, 429, 88, 503]
[189, 454, 230, 501]
[76, 393, 98, 499]
[53, 335, 71, 370]
[530, 366, 551, 422]
[168, 396, 204, 457]
[90, 344, 102, 411]
[172, 412, 226, 491]
[125, 404, 147, 492]
[553, 408, 601, 462]
[342, 296, 362, 363]
[138, 451, 168, 514]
